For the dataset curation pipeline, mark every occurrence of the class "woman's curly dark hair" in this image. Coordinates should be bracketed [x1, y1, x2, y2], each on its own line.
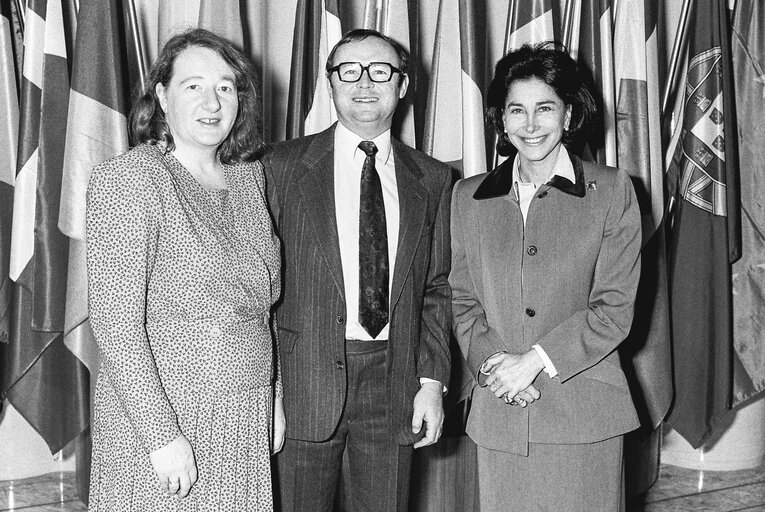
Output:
[486, 42, 597, 157]
[129, 28, 264, 163]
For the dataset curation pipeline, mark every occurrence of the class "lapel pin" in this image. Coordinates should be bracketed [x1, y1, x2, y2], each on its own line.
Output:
[587, 180, 597, 191]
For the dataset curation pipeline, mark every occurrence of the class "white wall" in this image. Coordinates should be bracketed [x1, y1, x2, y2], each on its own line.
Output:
[0, 401, 76, 480]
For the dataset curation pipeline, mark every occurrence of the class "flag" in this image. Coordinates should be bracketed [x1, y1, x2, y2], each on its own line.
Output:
[370, 0, 416, 147]
[157, 0, 200, 51]
[613, 0, 673, 495]
[730, 0, 765, 407]
[665, 0, 741, 448]
[1, 0, 88, 454]
[0, 0, 19, 353]
[613, 0, 672, 433]
[422, 0, 487, 181]
[198, 0, 244, 49]
[59, 0, 131, 388]
[505, 0, 556, 51]
[286, 0, 342, 138]
[577, 0, 616, 165]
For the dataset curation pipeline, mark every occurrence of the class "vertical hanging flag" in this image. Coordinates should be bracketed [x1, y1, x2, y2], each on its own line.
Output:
[1, 0, 88, 454]
[422, 0, 487, 182]
[578, 0, 616, 165]
[613, 0, 673, 495]
[198, 0, 245, 49]
[374, 0, 416, 147]
[665, 0, 741, 448]
[59, 0, 130, 387]
[286, 0, 342, 138]
[505, 0, 556, 52]
[613, 0, 672, 433]
[0, 0, 19, 352]
[730, 0, 765, 408]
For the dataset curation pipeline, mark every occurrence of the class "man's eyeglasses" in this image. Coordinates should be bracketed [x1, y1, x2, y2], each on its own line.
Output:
[328, 62, 404, 83]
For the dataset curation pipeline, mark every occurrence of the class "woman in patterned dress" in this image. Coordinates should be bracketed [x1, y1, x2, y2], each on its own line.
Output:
[86, 29, 283, 510]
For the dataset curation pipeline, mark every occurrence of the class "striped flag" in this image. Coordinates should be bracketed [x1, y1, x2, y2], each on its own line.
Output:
[613, 0, 673, 495]
[505, 0, 556, 51]
[199, 0, 244, 49]
[367, 0, 417, 147]
[665, 0, 741, 448]
[422, 0, 487, 180]
[286, 0, 342, 138]
[1, 1, 19, 351]
[577, 0, 616, 165]
[613, 0, 672, 433]
[730, 0, 765, 408]
[59, 0, 131, 386]
[1, 0, 88, 454]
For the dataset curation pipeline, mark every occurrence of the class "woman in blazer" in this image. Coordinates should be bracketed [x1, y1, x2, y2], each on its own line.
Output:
[450, 42, 641, 511]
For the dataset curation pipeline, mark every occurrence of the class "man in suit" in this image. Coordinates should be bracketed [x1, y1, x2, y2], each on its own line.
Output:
[264, 29, 452, 512]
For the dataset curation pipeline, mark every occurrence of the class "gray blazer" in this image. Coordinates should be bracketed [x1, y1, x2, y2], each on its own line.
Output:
[264, 124, 452, 445]
[450, 154, 641, 455]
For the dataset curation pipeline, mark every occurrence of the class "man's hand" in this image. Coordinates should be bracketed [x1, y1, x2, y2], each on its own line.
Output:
[149, 434, 198, 498]
[483, 349, 545, 405]
[272, 395, 286, 454]
[411, 381, 444, 448]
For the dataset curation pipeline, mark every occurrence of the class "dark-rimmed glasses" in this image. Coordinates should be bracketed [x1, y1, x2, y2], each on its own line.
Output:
[328, 62, 404, 83]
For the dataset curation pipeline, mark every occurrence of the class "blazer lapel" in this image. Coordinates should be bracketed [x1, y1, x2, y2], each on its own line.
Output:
[390, 140, 427, 315]
[296, 126, 346, 300]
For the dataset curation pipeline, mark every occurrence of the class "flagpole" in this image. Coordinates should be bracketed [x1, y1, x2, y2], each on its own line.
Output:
[12, 0, 24, 35]
[127, 0, 146, 91]
[661, 0, 694, 120]
[561, 0, 575, 52]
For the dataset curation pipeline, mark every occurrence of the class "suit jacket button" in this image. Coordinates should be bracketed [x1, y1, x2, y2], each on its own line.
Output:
[209, 326, 223, 337]
[335, 360, 345, 370]
[525, 308, 536, 317]
[527, 245, 537, 256]
[336, 315, 344, 324]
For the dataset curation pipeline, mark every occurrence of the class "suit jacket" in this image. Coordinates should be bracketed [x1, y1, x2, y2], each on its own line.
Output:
[450, 154, 641, 455]
[264, 124, 452, 445]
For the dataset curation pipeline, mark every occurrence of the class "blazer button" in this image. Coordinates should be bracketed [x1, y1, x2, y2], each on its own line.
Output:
[525, 308, 536, 317]
[537, 191, 548, 199]
[335, 360, 345, 370]
[336, 315, 344, 324]
[527, 245, 537, 256]
[209, 326, 223, 337]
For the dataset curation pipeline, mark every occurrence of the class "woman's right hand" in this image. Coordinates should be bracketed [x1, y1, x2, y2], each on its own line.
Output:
[149, 434, 198, 498]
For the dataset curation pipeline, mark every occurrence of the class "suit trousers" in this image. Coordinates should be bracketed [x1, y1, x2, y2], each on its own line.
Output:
[276, 340, 414, 512]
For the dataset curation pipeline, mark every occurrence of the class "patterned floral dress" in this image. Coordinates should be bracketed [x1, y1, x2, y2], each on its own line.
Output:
[86, 143, 281, 511]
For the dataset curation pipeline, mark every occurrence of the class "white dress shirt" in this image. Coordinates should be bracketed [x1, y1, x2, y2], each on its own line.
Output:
[333, 123, 442, 389]
[334, 122, 399, 341]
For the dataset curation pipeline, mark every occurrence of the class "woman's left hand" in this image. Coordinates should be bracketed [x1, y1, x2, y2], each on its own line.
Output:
[272, 395, 286, 454]
[483, 350, 545, 402]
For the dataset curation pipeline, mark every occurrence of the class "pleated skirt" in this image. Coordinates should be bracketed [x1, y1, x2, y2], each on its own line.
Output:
[89, 383, 274, 511]
[476, 436, 624, 512]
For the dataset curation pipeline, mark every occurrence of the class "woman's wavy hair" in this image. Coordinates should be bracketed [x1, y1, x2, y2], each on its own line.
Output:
[486, 42, 597, 157]
[129, 28, 264, 163]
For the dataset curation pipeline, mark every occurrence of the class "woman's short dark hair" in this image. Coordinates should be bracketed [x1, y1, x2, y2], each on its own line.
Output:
[486, 42, 597, 156]
[129, 28, 264, 163]
[326, 29, 408, 83]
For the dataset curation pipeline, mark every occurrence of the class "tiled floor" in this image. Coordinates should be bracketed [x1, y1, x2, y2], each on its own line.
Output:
[1, 464, 764, 511]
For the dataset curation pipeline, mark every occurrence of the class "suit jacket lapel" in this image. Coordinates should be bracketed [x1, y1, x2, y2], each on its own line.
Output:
[390, 139, 427, 315]
[296, 126, 346, 300]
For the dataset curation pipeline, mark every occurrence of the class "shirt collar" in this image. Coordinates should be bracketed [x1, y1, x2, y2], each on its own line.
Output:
[472, 145, 587, 200]
[511, 145, 576, 188]
[335, 122, 393, 166]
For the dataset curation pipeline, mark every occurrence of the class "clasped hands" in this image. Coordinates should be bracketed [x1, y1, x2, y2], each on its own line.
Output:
[480, 349, 545, 408]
